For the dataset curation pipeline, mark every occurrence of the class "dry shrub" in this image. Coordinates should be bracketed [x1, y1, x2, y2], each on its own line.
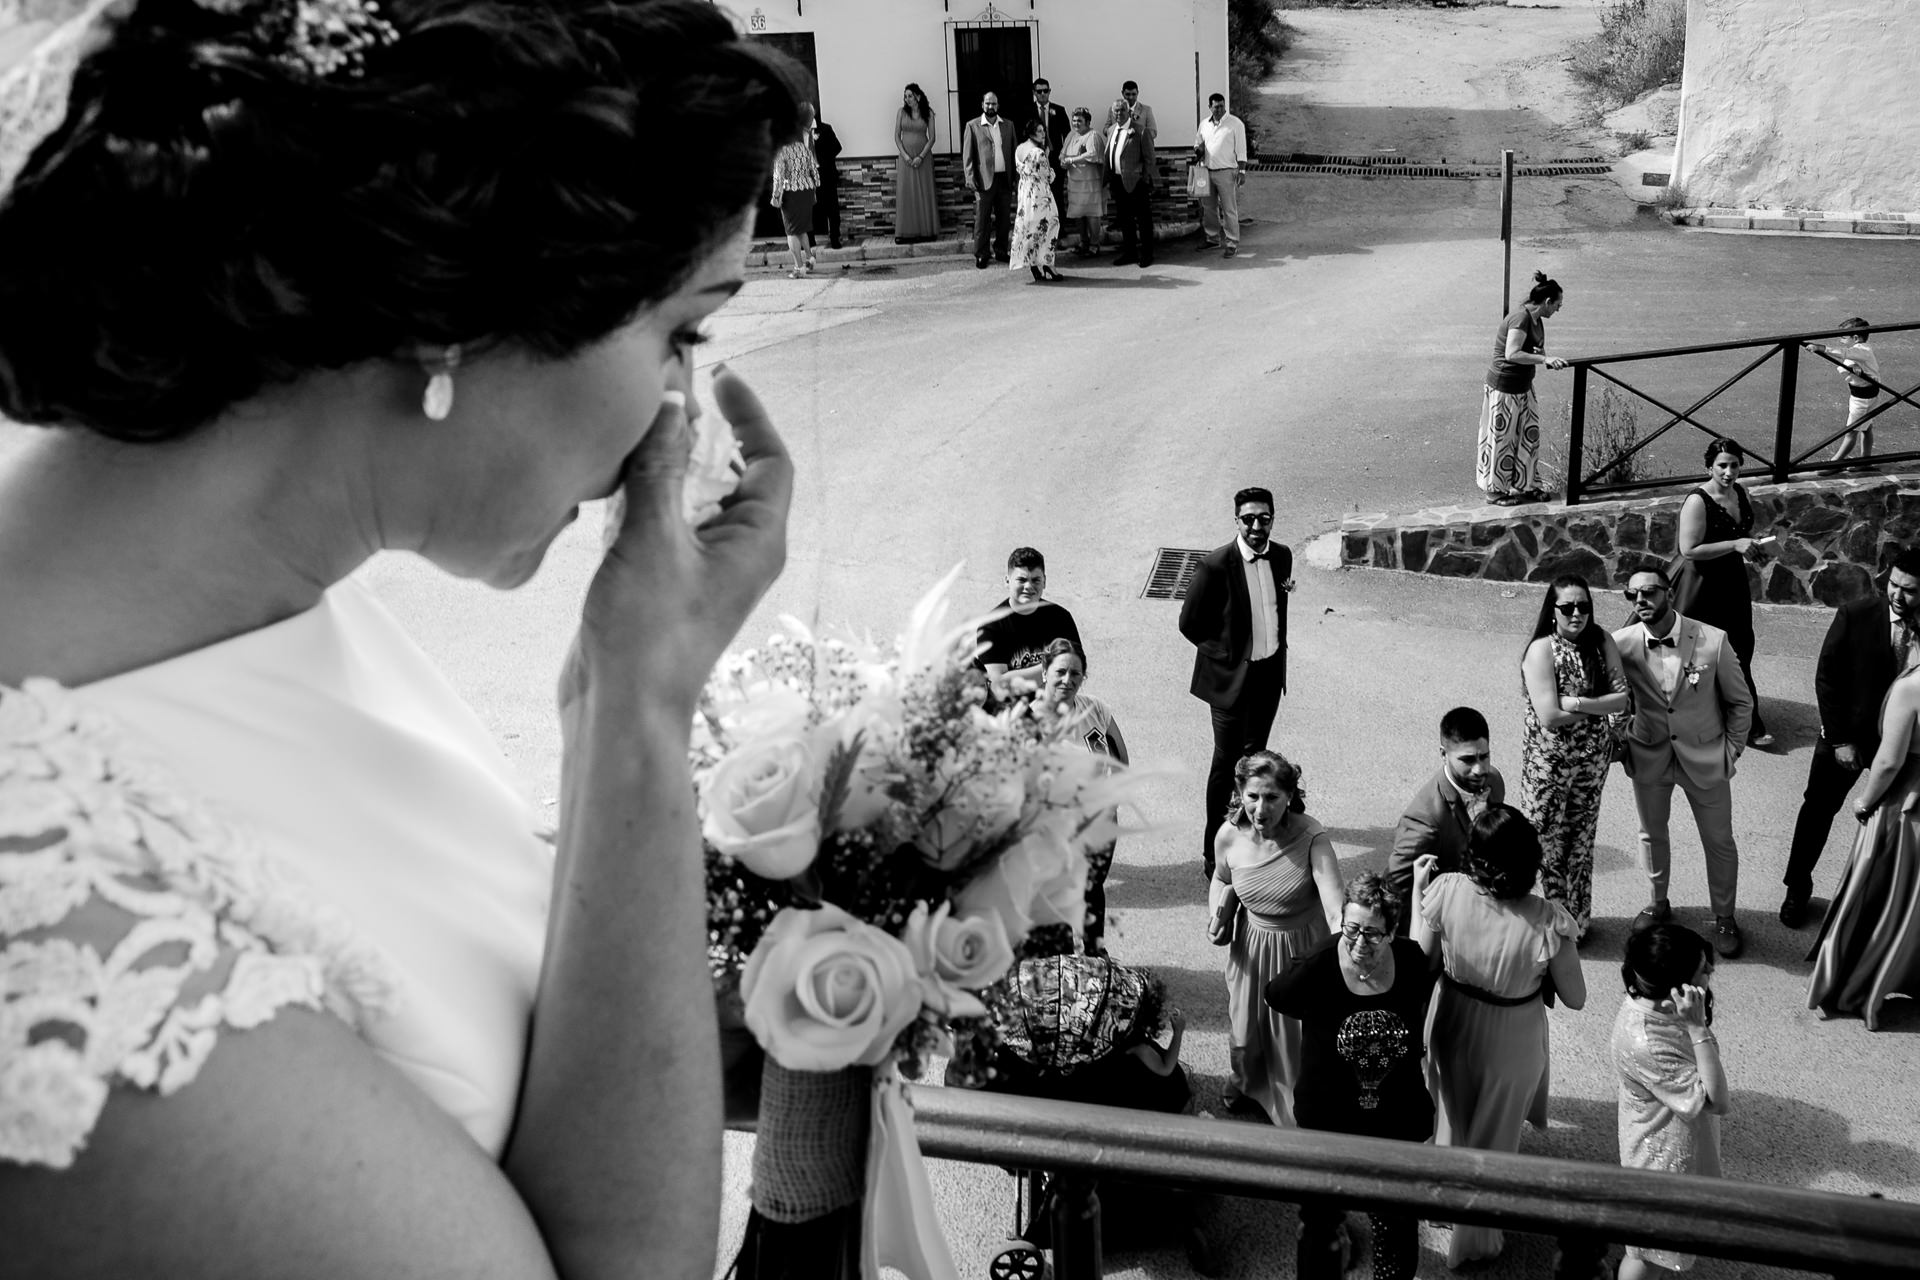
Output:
[1569, 0, 1687, 105]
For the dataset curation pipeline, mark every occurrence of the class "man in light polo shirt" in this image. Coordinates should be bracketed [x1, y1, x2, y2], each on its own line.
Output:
[1193, 92, 1248, 257]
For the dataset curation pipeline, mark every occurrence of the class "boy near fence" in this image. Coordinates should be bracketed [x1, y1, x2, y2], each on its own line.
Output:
[1806, 317, 1881, 463]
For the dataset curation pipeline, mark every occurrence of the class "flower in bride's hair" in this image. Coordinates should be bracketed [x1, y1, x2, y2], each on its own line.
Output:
[702, 731, 822, 881]
[740, 905, 926, 1071]
[901, 902, 1013, 1019]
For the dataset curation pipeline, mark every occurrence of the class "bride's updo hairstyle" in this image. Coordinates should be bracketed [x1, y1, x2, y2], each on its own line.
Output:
[0, 0, 808, 439]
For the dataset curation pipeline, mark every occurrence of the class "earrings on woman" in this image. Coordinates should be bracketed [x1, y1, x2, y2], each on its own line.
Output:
[422, 345, 462, 420]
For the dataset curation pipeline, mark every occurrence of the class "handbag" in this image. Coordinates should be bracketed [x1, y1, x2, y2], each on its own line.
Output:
[1186, 161, 1211, 199]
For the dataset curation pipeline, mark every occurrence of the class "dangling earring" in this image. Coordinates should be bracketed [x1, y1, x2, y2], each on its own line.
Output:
[422, 344, 462, 421]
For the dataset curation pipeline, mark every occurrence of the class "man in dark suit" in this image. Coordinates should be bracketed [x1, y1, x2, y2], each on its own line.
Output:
[1178, 486, 1292, 877]
[1025, 77, 1071, 217]
[810, 112, 843, 250]
[1101, 97, 1156, 267]
[961, 92, 1019, 268]
[1781, 547, 1920, 926]
[1387, 706, 1507, 935]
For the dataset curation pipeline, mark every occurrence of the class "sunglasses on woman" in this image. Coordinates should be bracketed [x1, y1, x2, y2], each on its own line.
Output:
[1553, 601, 1592, 616]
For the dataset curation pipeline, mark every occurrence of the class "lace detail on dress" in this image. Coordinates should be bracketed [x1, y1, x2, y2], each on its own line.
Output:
[1, 679, 403, 1169]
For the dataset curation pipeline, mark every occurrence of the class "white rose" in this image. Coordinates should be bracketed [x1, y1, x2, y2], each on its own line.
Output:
[684, 401, 745, 527]
[901, 902, 1013, 1018]
[953, 828, 1084, 947]
[912, 768, 1026, 870]
[702, 733, 822, 880]
[740, 905, 926, 1072]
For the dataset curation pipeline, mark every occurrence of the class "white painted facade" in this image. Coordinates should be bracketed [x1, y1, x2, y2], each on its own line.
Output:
[1673, 0, 1920, 211]
[714, 0, 1229, 159]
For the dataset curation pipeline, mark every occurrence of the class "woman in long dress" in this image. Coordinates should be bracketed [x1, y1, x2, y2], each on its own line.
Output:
[1420, 806, 1587, 1269]
[1519, 574, 1630, 938]
[1033, 638, 1129, 955]
[1208, 751, 1344, 1125]
[1808, 662, 1920, 1029]
[1009, 118, 1063, 282]
[893, 83, 939, 242]
[1674, 437, 1771, 745]
[1059, 107, 1106, 257]
[1477, 270, 1570, 505]
[0, 0, 806, 1272]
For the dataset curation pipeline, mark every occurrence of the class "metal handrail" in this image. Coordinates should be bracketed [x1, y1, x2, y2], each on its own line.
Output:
[1562, 320, 1920, 504]
[905, 1087, 1920, 1276]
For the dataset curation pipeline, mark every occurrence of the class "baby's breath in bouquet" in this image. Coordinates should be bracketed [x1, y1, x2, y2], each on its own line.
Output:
[697, 568, 1134, 1280]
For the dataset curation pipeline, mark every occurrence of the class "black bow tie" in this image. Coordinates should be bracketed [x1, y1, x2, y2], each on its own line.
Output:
[1248, 549, 1270, 562]
[1647, 635, 1676, 649]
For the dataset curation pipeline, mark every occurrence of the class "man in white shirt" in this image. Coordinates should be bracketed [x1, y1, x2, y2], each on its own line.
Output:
[1193, 92, 1248, 257]
[960, 92, 1019, 268]
[1613, 568, 1754, 959]
[1178, 486, 1296, 877]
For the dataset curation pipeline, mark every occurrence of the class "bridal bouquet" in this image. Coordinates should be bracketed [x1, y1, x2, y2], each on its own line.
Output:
[697, 568, 1134, 1280]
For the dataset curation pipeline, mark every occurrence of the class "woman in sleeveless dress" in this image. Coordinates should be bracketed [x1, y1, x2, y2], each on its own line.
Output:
[1059, 107, 1106, 256]
[1674, 437, 1771, 745]
[1477, 270, 1570, 505]
[0, 2, 806, 1274]
[1421, 806, 1587, 1269]
[1519, 575, 1630, 938]
[1808, 664, 1920, 1029]
[1207, 751, 1344, 1125]
[893, 84, 939, 242]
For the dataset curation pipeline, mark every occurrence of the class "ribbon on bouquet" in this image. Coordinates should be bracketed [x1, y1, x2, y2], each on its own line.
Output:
[862, 1062, 960, 1280]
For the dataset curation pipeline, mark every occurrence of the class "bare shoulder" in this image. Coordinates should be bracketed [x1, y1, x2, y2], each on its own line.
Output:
[0, 1009, 556, 1280]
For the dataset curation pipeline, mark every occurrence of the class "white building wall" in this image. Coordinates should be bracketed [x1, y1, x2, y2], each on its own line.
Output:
[715, 0, 1227, 158]
[1673, 0, 1920, 211]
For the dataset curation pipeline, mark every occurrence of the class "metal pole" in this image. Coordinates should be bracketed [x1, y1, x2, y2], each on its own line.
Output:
[1773, 340, 1798, 484]
[1500, 149, 1515, 316]
[1566, 363, 1588, 505]
[1051, 1174, 1102, 1280]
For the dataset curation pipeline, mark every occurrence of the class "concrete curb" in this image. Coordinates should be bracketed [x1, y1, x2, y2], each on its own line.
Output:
[742, 221, 1207, 270]
[1666, 207, 1919, 236]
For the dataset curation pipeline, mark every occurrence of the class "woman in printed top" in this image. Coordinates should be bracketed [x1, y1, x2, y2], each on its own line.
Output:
[0, 0, 808, 1276]
[1032, 637, 1129, 954]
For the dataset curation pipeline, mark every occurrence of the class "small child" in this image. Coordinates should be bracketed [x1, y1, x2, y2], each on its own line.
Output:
[1806, 318, 1881, 463]
[1611, 923, 1728, 1278]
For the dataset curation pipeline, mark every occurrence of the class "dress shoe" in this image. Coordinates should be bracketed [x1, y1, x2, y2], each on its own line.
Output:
[1223, 245, 1237, 258]
[1712, 915, 1744, 959]
[1750, 731, 1776, 748]
[1138, 256, 1153, 267]
[1112, 251, 1138, 266]
[1632, 899, 1673, 933]
[974, 256, 989, 269]
[1779, 890, 1811, 928]
[994, 254, 1011, 264]
[1202, 237, 1221, 248]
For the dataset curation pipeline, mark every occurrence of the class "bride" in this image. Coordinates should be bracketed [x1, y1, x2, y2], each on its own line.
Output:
[0, 0, 806, 1275]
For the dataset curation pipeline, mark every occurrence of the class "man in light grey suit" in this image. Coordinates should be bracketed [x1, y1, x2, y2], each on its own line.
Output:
[960, 92, 1019, 268]
[1614, 566, 1754, 958]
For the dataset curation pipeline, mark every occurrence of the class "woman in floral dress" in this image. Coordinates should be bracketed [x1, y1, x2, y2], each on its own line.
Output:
[1010, 118, 1063, 282]
[1520, 574, 1630, 938]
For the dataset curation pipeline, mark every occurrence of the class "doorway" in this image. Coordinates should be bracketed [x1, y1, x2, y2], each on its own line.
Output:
[949, 23, 1034, 141]
[748, 31, 819, 240]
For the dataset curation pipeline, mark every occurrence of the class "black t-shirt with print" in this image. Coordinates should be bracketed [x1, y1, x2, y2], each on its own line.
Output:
[1265, 938, 1436, 1142]
[975, 600, 1082, 673]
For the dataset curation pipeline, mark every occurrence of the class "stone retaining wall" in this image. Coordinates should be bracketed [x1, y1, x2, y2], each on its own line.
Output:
[1338, 475, 1919, 606]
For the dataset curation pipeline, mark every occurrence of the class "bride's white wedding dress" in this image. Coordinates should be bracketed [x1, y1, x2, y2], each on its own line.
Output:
[1, 579, 550, 1168]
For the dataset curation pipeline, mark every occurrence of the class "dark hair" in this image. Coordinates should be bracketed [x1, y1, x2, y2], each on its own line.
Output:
[1037, 636, 1086, 676]
[1627, 564, 1671, 589]
[903, 83, 932, 122]
[1007, 546, 1046, 573]
[1343, 870, 1398, 933]
[1027, 118, 1048, 143]
[1032, 78, 1050, 91]
[1229, 750, 1306, 825]
[1840, 316, 1870, 336]
[1462, 805, 1543, 900]
[1525, 270, 1563, 305]
[1525, 574, 1609, 696]
[1892, 546, 1920, 581]
[1233, 486, 1274, 513]
[1207, 92, 1225, 106]
[1440, 706, 1490, 745]
[1122, 80, 1139, 92]
[1703, 437, 1745, 467]
[1622, 923, 1713, 1016]
[0, 0, 809, 439]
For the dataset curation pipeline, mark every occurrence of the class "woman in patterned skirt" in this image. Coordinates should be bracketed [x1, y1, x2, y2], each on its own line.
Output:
[1519, 574, 1630, 938]
[1477, 271, 1570, 505]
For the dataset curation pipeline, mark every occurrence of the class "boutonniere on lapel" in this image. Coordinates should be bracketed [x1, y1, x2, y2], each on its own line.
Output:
[1681, 661, 1705, 689]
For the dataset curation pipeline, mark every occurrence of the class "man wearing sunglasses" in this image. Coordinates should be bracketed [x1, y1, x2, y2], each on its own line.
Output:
[1780, 547, 1920, 927]
[1613, 568, 1754, 958]
[1179, 486, 1295, 878]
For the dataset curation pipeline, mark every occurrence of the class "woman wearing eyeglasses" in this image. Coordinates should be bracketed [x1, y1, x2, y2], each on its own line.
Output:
[1519, 574, 1630, 939]
[1208, 750, 1344, 1126]
[1266, 869, 1438, 1280]
[1420, 806, 1587, 1270]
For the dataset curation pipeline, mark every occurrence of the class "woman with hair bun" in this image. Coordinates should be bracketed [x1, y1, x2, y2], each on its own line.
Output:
[1419, 805, 1587, 1269]
[1674, 436, 1773, 746]
[0, 1, 807, 1275]
[1207, 750, 1344, 1125]
[1477, 270, 1570, 506]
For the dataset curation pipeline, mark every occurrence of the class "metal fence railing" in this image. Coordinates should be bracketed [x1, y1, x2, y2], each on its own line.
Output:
[1563, 321, 1920, 505]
